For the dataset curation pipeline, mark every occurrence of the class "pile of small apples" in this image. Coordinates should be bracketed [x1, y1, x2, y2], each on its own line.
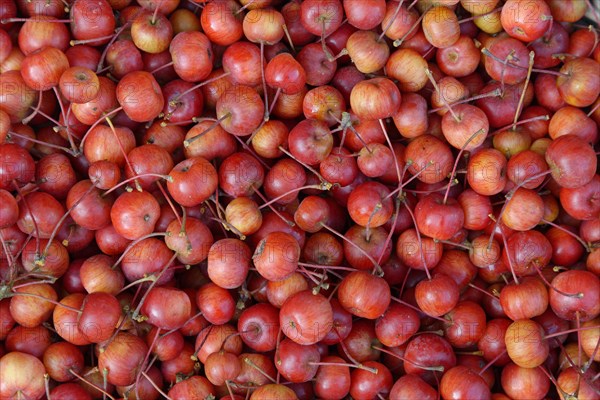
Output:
[0, 0, 599, 398]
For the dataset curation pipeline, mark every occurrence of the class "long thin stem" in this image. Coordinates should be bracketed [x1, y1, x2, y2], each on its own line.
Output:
[393, 10, 426, 47]
[69, 369, 117, 400]
[378, 0, 404, 42]
[320, 223, 382, 276]
[425, 69, 459, 122]
[428, 89, 502, 114]
[478, 349, 507, 375]
[372, 345, 445, 372]
[9, 291, 81, 313]
[183, 113, 229, 147]
[390, 296, 445, 322]
[443, 128, 486, 204]
[131, 252, 178, 320]
[102, 173, 172, 196]
[258, 184, 325, 210]
[110, 232, 168, 270]
[141, 371, 173, 400]
[78, 107, 123, 152]
[512, 51, 535, 127]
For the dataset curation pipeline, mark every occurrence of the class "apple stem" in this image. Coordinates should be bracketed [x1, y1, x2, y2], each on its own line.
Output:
[235, 0, 256, 14]
[31, 99, 63, 131]
[541, 219, 591, 252]
[587, 98, 600, 117]
[443, 127, 486, 204]
[309, 361, 378, 374]
[52, 86, 65, 123]
[277, 145, 332, 189]
[499, 228, 520, 285]
[584, 337, 600, 373]
[482, 47, 570, 77]
[297, 263, 327, 286]
[402, 200, 432, 280]
[141, 370, 173, 400]
[191, 325, 214, 361]
[490, 114, 550, 137]
[258, 41, 270, 120]
[110, 232, 168, 270]
[330, 111, 372, 153]
[70, 32, 119, 47]
[588, 25, 599, 58]
[398, 265, 412, 297]
[251, 186, 295, 227]
[12, 180, 41, 255]
[378, 196, 401, 266]
[320, 19, 335, 61]
[8, 290, 82, 313]
[390, 295, 446, 322]
[537, 365, 574, 400]
[434, 238, 471, 251]
[102, 172, 172, 196]
[161, 118, 196, 127]
[486, 169, 552, 251]
[41, 182, 97, 261]
[69, 368, 117, 400]
[378, 0, 405, 42]
[258, 184, 325, 210]
[384, 161, 434, 201]
[558, 335, 586, 375]
[266, 87, 282, 119]
[458, 6, 502, 24]
[456, 350, 484, 356]
[96, 21, 133, 73]
[150, 60, 174, 75]
[334, 325, 366, 366]
[116, 276, 155, 294]
[542, 325, 600, 339]
[584, 0, 600, 24]
[320, 223, 383, 276]
[156, 180, 182, 226]
[371, 345, 445, 372]
[135, 327, 161, 390]
[1, 17, 71, 23]
[78, 106, 123, 153]
[230, 134, 271, 171]
[60, 103, 81, 155]
[298, 262, 355, 272]
[6, 130, 76, 156]
[364, 202, 381, 242]
[393, 9, 425, 47]
[282, 24, 296, 53]
[169, 71, 231, 104]
[202, 199, 228, 238]
[183, 113, 229, 147]
[21, 90, 43, 125]
[428, 89, 502, 114]
[208, 216, 246, 240]
[244, 356, 277, 384]
[536, 260, 584, 298]
[478, 349, 507, 376]
[131, 251, 178, 321]
[11, 277, 57, 291]
[0, 231, 16, 273]
[44, 374, 51, 399]
[424, 68, 460, 123]
[512, 51, 535, 127]
[151, 0, 161, 25]
[379, 119, 402, 186]
[467, 283, 498, 300]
